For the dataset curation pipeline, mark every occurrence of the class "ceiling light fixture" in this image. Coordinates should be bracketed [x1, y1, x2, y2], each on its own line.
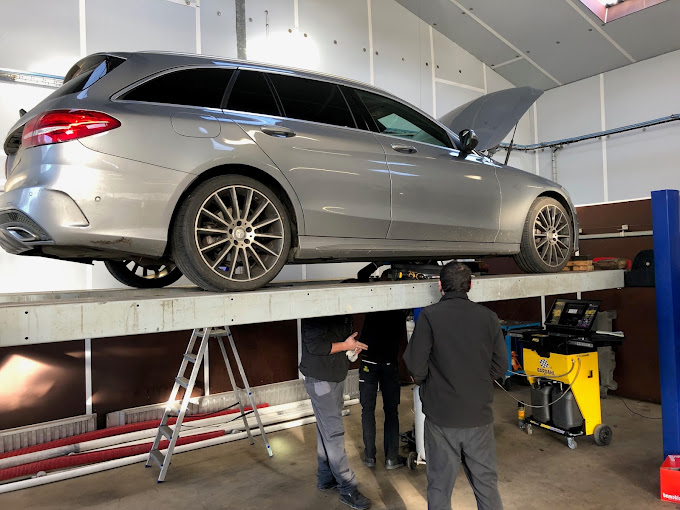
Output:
[597, 0, 623, 6]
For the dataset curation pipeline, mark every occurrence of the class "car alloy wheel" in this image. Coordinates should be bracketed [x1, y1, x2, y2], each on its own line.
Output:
[194, 185, 285, 282]
[532, 203, 571, 268]
[172, 175, 292, 292]
[514, 196, 573, 273]
[104, 259, 183, 288]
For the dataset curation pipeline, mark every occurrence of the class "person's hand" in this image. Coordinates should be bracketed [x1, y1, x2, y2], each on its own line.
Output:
[344, 332, 368, 353]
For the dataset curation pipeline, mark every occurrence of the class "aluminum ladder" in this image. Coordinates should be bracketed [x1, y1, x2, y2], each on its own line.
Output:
[146, 326, 273, 482]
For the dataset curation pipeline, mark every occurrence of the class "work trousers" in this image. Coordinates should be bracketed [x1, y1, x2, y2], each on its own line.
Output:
[359, 359, 401, 461]
[304, 375, 357, 495]
[424, 418, 503, 510]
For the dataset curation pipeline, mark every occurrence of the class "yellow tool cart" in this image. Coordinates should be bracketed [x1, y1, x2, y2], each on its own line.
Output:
[513, 299, 624, 449]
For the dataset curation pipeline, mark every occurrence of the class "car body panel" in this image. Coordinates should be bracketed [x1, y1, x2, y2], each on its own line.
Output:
[495, 162, 579, 250]
[233, 113, 391, 239]
[295, 236, 518, 261]
[439, 86, 544, 151]
[374, 134, 501, 243]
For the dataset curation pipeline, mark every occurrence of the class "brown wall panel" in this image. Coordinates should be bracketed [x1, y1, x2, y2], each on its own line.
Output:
[91, 331, 194, 428]
[207, 320, 299, 392]
[584, 288, 660, 403]
[0, 341, 85, 430]
[577, 199, 652, 235]
[485, 297, 542, 323]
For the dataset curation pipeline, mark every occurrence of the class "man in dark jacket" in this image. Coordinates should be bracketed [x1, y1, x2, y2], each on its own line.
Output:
[300, 315, 372, 510]
[359, 310, 408, 470]
[403, 262, 507, 510]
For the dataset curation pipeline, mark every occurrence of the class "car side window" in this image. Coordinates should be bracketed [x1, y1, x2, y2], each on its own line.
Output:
[267, 74, 356, 129]
[354, 89, 452, 148]
[122, 68, 234, 108]
[226, 70, 281, 117]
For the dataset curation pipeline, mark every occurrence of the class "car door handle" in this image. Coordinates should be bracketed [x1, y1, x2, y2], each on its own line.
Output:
[391, 144, 417, 154]
[261, 126, 296, 138]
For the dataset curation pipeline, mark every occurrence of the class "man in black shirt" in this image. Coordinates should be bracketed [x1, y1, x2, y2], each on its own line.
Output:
[300, 315, 372, 510]
[404, 262, 507, 510]
[359, 310, 408, 470]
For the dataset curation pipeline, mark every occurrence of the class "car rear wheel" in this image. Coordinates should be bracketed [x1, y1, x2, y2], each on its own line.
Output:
[514, 196, 573, 273]
[171, 175, 291, 292]
[104, 260, 183, 288]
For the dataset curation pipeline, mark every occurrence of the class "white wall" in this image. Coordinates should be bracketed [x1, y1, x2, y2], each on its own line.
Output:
[534, 49, 680, 206]
[0, 0, 528, 293]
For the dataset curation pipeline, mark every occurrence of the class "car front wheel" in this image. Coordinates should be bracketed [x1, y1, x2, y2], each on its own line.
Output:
[171, 175, 291, 292]
[514, 196, 573, 273]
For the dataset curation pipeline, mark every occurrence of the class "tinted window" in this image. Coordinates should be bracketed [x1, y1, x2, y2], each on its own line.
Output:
[268, 74, 355, 128]
[354, 89, 452, 148]
[226, 70, 280, 116]
[52, 55, 125, 99]
[123, 68, 234, 108]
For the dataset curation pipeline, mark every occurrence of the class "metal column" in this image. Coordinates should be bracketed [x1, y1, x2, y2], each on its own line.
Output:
[651, 189, 680, 458]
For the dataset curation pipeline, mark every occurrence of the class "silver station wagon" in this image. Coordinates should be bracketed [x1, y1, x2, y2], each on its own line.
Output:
[1, 52, 578, 292]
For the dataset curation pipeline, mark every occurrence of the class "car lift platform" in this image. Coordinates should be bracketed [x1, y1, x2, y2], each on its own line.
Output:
[0, 270, 624, 348]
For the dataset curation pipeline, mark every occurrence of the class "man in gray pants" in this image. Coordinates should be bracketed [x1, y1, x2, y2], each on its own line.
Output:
[300, 315, 372, 510]
[404, 262, 507, 510]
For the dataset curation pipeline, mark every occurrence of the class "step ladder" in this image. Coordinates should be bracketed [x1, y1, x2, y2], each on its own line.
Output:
[146, 326, 273, 482]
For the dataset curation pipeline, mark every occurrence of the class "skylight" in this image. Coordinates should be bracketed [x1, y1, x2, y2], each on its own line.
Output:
[580, 0, 668, 23]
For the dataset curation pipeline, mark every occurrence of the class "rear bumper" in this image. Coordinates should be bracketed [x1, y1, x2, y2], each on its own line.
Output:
[0, 189, 87, 255]
[1, 141, 191, 259]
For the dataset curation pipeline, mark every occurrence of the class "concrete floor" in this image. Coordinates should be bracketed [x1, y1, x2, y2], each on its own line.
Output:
[0, 385, 675, 510]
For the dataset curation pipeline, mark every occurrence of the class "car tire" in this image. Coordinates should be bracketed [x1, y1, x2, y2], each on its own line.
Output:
[104, 260, 184, 288]
[514, 196, 573, 273]
[171, 175, 292, 292]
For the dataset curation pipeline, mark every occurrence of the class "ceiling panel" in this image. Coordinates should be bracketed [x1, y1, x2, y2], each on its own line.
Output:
[453, 0, 632, 85]
[601, 0, 680, 62]
[493, 59, 558, 91]
[433, 30, 484, 89]
[395, 0, 517, 66]
[396, 0, 680, 90]
[485, 66, 513, 94]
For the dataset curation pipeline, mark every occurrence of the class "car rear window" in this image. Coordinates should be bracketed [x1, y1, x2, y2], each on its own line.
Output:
[226, 70, 280, 117]
[53, 55, 126, 99]
[122, 68, 235, 109]
[267, 74, 355, 129]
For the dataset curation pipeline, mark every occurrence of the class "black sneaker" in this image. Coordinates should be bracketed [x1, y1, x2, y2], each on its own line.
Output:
[385, 455, 407, 470]
[318, 479, 339, 492]
[339, 489, 372, 510]
[361, 455, 376, 468]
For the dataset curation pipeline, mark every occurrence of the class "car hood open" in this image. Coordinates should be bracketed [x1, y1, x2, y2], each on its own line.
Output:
[438, 86, 543, 151]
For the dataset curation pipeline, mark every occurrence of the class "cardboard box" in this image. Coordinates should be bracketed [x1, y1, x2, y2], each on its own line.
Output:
[660, 455, 680, 502]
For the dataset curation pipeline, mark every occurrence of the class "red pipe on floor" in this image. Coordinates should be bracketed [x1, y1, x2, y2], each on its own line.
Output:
[0, 431, 225, 482]
[0, 404, 268, 460]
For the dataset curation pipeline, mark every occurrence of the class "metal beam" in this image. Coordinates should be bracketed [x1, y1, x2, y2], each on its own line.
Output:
[651, 189, 680, 458]
[0, 271, 624, 347]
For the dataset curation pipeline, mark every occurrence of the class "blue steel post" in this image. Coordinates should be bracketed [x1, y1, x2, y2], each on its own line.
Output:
[651, 189, 680, 458]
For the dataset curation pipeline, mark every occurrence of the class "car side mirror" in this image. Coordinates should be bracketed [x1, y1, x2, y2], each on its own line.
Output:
[459, 129, 479, 153]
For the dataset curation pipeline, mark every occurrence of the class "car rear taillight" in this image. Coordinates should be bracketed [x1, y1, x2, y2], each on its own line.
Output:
[22, 110, 121, 149]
